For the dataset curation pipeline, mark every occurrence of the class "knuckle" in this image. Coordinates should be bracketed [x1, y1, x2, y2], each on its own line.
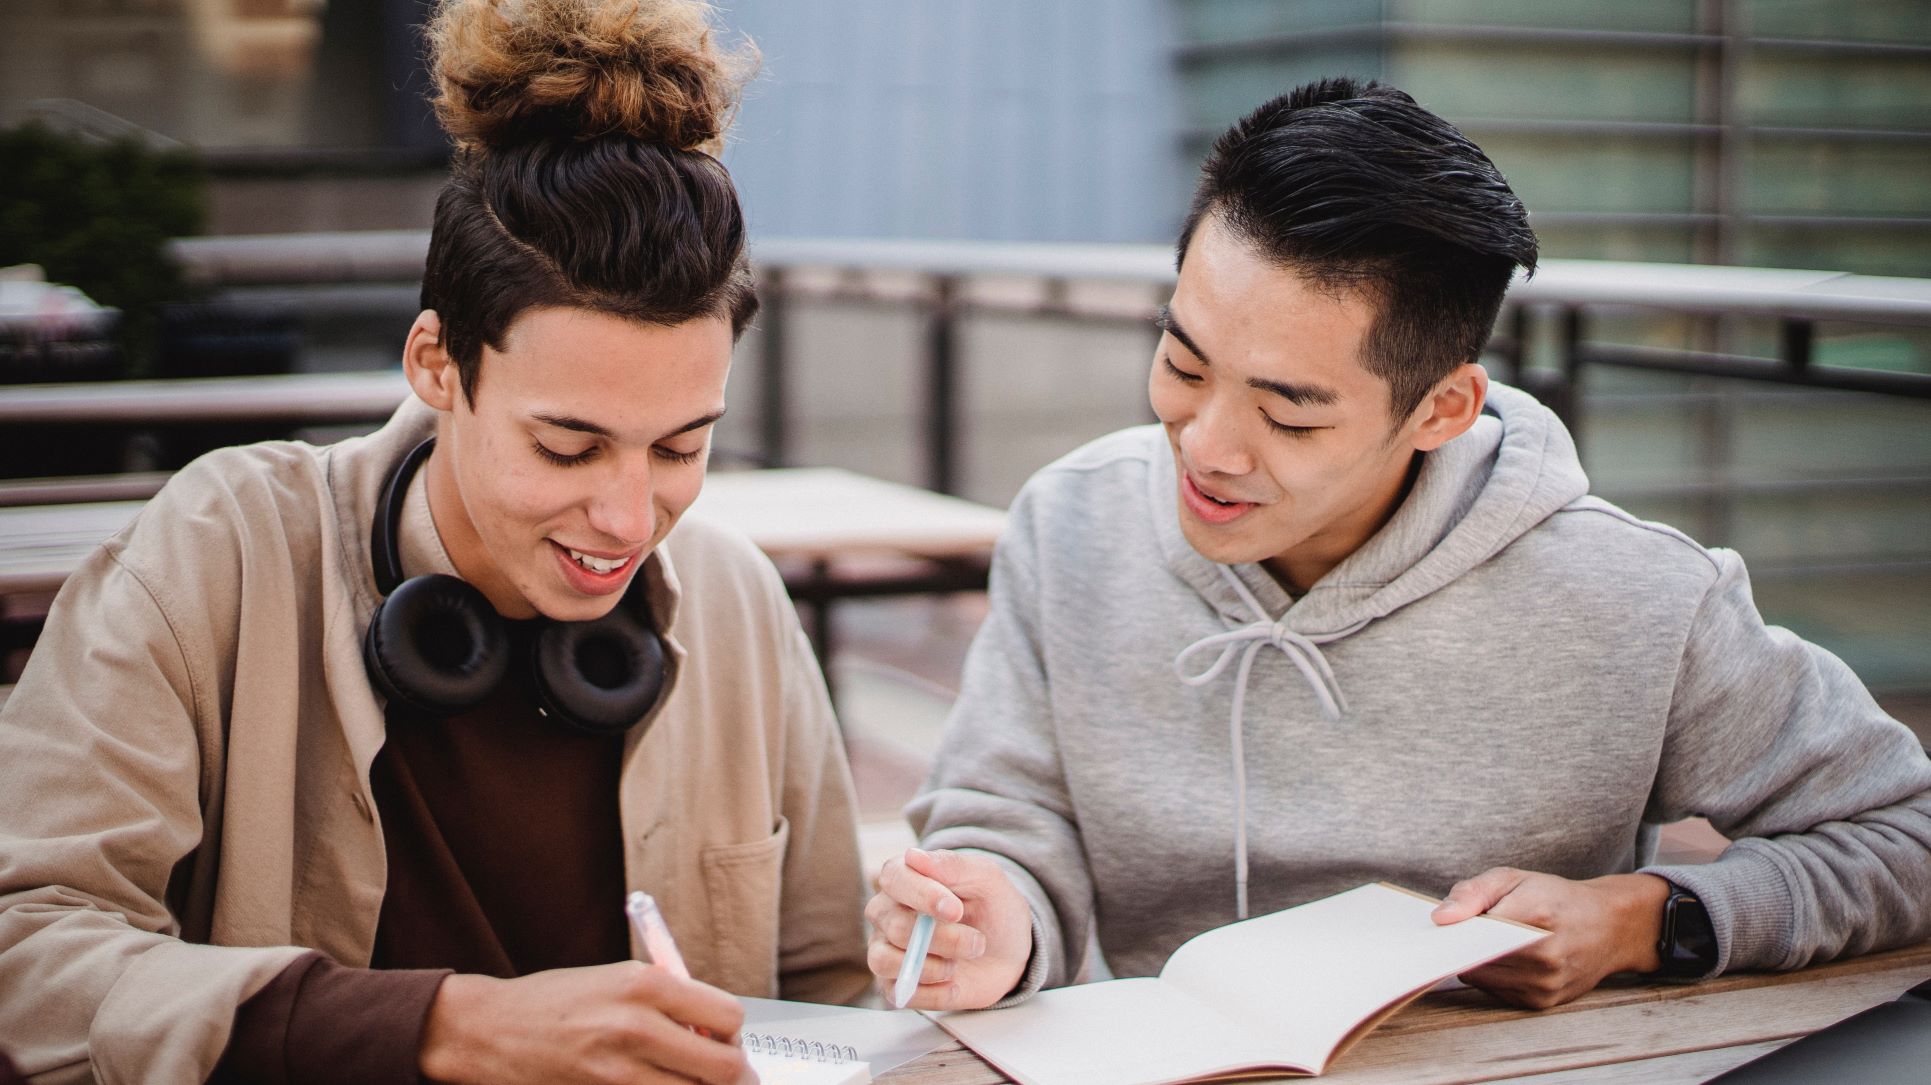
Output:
[616, 959, 655, 995]
[866, 938, 900, 975]
[940, 980, 968, 1012]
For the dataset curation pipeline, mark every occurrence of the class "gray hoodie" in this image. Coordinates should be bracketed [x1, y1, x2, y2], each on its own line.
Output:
[908, 383, 1931, 1000]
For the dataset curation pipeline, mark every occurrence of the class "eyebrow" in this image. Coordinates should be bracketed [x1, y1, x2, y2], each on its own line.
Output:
[1155, 306, 1342, 408]
[531, 408, 727, 440]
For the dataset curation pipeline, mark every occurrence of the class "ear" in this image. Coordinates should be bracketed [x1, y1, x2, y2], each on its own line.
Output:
[1409, 363, 1489, 452]
[402, 310, 462, 412]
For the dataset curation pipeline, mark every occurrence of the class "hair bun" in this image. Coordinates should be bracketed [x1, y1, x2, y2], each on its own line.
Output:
[428, 0, 752, 156]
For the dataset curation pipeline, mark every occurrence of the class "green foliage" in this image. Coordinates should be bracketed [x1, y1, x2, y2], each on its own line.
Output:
[0, 122, 207, 376]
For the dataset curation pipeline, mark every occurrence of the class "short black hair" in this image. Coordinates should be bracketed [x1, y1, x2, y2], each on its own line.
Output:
[1177, 77, 1537, 419]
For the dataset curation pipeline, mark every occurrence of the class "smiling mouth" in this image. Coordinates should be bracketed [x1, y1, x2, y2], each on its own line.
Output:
[563, 547, 635, 575]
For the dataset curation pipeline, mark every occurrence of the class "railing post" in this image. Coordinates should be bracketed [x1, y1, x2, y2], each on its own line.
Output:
[1557, 306, 1585, 445]
[926, 274, 961, 495]
[758, 266, 789, 468]
[1781, 318, 1814, 373]
[1501, 303, 1530, 385]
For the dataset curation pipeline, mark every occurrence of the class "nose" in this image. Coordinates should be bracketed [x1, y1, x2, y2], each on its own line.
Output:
[584, 454, 656, 546]
[1179, 395, 1255, 478]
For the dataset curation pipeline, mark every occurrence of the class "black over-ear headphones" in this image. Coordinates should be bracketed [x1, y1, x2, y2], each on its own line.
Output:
[360, 437, 669, 737]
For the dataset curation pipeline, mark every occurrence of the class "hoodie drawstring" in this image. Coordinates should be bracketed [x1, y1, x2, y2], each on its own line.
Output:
[1172, 565, 1365, 920]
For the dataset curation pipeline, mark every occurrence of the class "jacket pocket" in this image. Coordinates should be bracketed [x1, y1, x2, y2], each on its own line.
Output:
[699, 816, 789, 997]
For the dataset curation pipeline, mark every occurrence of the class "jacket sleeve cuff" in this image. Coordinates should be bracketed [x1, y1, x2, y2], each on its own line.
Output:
[1644, 841, 1800, 976]
[214, 952, 452, 1085]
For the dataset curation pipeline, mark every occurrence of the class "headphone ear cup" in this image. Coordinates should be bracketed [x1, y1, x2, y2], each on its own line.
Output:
[363, 573, 512, 717]
[530, 603, 668, 737]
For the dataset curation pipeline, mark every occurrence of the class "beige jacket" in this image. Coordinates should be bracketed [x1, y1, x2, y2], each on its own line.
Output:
[0, 400, 870, 1084]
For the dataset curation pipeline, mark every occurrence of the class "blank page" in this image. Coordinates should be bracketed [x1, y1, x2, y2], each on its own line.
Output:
[935, 977, 1297, 1085]
[1159, 883, 1546, 1071]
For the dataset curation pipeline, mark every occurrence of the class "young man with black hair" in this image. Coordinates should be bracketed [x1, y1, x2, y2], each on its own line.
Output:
[865, 78, 1931, 1012]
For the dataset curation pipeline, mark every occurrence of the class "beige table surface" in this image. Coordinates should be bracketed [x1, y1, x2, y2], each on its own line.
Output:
[0, 468, 1007, 597]
[876, 940, 1931, 1085]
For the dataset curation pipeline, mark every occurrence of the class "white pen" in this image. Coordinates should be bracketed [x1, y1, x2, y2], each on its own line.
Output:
[627, 890, 714, 1038]
[893, 911, 937, 1009]
[625, 890, 692, 979]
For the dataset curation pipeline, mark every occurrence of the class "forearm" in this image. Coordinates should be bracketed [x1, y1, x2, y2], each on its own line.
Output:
[212, 952, 449, 1085]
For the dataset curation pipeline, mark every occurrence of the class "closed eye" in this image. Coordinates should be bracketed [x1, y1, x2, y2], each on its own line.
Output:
[652, 445, 704, 465]
[1162, 356, 1203, 383]
[532, 439, 596, 466]
[1260, 411, 1322, 438]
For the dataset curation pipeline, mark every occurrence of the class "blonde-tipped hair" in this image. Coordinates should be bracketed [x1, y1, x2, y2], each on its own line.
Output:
[427, 0, 755, 156]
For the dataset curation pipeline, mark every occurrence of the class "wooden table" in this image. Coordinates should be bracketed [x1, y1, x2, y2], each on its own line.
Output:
[875, 941, 1931, 1084]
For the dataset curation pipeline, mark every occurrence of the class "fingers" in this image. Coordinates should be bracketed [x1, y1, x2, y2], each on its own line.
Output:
[1433, 867, 1527, 924]
[618, 1008, 752, 1085]
[865, 899, 986, 958]
[871, 968, 975, 1013]
[623, 962, 746, 1041]
[1458, 960, 1581, 1011]
[876, 850, 966, 922]
[904, 847, 1013, 904]
[867, 935, 961, 986]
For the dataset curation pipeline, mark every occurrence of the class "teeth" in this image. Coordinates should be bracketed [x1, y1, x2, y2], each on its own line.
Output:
[567, 548, 630, 575]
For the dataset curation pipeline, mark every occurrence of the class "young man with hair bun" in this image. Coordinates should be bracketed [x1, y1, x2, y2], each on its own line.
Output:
[867, 78, 1931, 1014]
[0, 2, 865, 1082]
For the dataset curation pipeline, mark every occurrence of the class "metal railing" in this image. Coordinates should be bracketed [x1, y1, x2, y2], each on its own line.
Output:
[161, 231, 1931, 496]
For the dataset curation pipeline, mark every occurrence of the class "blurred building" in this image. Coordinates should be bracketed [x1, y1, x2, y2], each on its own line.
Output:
[2, 0, 1927, 708]
[1171, 0, 1931, 277]
[0, 0, 322, 150]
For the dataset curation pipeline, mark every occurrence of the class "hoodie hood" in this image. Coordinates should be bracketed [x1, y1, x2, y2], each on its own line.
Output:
[1158, 382, 1593, 918]
[1153, 382, 1591, 635]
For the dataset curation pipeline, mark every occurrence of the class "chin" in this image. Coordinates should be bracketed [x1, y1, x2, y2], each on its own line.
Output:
[1176, 518, 1256, 567]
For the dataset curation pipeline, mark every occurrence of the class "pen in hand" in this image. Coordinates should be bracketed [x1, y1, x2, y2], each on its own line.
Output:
[625, 890, 712, 1037]
[893, 911, 937, 1010]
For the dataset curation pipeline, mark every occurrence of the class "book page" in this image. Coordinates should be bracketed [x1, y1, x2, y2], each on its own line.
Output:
[1159, 883, 1547, 1071]
[934, 977, 1298, 1085]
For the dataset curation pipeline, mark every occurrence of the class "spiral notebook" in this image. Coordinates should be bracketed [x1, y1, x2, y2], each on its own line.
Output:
[932, 883, 1548, 1085]
[746, 1047, 869, 1085]
[740, 994, 950, 1077]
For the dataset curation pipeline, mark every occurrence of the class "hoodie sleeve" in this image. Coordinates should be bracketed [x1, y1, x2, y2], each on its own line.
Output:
[903, 485, 1092, 1003]
[1641, 547, 1931, 976]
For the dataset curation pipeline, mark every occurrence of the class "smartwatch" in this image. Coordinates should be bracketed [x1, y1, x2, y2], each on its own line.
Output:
[1653, 882, 1718, 979]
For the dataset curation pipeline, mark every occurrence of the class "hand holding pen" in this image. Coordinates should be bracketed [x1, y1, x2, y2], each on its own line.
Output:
[413, 894, 753, 1085]
[864, 847, 1035, 1011]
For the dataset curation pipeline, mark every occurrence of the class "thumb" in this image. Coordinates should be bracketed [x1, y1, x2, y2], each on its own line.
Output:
[1433, 867, 1525, 925]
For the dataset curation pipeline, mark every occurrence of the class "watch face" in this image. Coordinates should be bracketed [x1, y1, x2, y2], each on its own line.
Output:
[1659, 888, 1717, 978]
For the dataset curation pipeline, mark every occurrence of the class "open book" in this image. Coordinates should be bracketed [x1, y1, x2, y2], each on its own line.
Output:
[933, 883, 1547, 1084]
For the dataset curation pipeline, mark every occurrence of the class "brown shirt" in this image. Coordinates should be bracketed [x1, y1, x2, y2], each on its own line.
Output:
[215, 622, 635, 1083]
[368, 623, 631, 978]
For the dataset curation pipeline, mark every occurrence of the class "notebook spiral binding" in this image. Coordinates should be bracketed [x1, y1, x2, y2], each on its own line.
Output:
[743, 1032, 861, 1063]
